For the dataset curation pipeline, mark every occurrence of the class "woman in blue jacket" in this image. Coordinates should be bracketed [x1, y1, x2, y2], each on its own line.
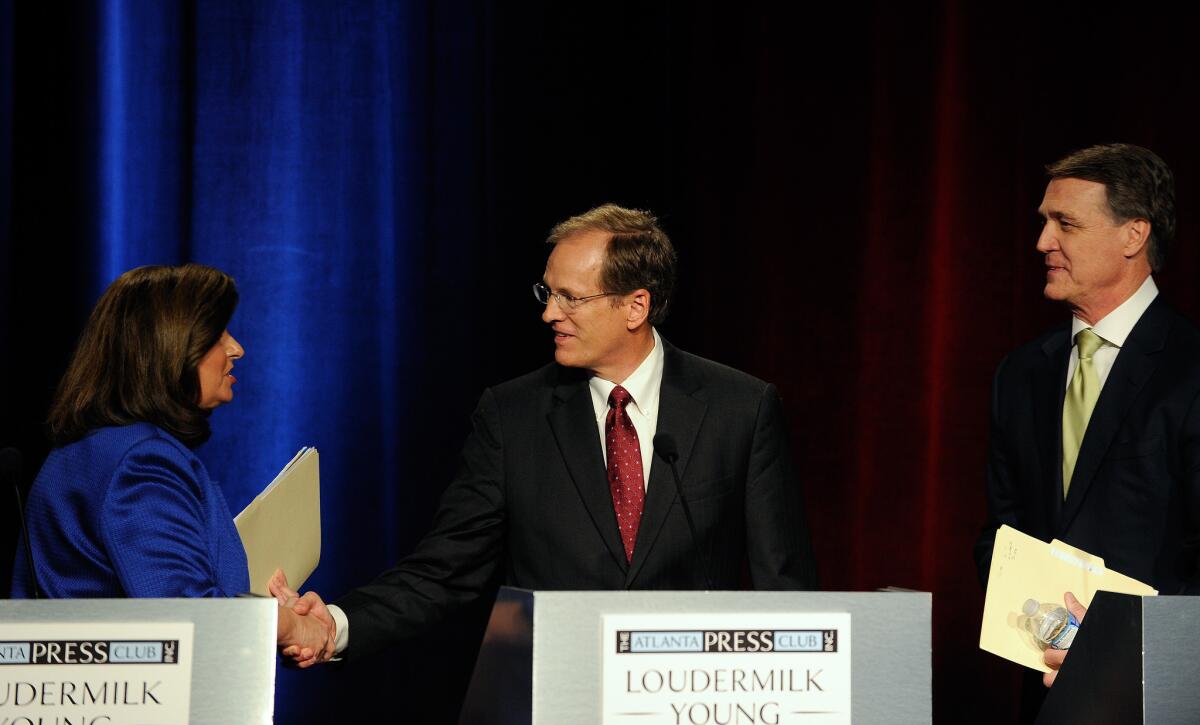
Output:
[11, 264, 330, 659]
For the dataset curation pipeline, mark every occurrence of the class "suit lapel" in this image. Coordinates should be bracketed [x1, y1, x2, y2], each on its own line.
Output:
[546, 370, 629, 574]
[1038, 330, 1071, 526]
[1059, 299, 1170, 533]
[625, 342, 707, 587]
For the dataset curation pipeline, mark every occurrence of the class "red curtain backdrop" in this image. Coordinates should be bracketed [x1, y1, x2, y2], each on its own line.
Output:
[661, 4, 1200, 721]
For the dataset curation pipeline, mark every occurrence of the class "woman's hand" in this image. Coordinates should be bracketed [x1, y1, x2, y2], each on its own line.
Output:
[270, 568, 336, 667]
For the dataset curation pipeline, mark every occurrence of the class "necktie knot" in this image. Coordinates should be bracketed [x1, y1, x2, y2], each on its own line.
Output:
[609, 385, 633, 411]
[1075, 329, 1105, 360]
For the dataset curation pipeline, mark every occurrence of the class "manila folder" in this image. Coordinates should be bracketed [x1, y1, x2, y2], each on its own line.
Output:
[979, 524, 1155, 672]
[234, 448, 321, 596]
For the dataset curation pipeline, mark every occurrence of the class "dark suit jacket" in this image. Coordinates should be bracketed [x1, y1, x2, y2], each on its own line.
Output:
[337, 340, 818, 658]
[975, 296, 1200, 594]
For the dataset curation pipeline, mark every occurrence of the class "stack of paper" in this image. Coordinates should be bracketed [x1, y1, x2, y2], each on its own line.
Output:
[234, 447, 322, 596]
[979, 525, 1156, 671]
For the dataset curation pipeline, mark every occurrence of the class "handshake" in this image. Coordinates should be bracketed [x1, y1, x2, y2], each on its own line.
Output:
[269, 569, 337, 668]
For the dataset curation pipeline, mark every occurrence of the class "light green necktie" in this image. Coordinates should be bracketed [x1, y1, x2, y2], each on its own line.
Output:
[1062, 329, 1105, 498]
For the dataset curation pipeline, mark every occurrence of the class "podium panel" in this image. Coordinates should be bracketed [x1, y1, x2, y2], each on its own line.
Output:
[1143, 597, 1200, 723]
[0, 598, 277, 724]
[1036, 592, 1200, 724]
[461, 588, 931, 725]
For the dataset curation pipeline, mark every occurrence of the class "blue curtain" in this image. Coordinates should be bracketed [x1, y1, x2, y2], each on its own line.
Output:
[3, 1, 494, 719]
[83, 0, 423, 532]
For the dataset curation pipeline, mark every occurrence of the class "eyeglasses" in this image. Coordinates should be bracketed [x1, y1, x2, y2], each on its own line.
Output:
[532, 282, 616, 311]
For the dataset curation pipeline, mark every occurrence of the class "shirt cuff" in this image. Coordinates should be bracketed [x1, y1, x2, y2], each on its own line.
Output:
[328, 604, 350, 655]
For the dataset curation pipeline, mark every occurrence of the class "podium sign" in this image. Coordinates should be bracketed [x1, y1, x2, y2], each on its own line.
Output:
[0, 621, 195, 723]
[602, 612, 852, 724]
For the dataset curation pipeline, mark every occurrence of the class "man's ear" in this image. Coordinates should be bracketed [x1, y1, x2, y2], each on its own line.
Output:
[626, 289, 651, 331]
[1123, 218, 1151, 259]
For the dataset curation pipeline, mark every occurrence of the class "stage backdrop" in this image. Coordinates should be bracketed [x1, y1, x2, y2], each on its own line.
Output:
[4, 2, 1200, 722]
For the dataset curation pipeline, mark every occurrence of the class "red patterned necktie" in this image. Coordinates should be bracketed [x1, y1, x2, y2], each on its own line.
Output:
[606, 385, 645, 562]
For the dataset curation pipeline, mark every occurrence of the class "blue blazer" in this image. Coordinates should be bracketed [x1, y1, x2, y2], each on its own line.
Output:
[11, 423, 250, 598]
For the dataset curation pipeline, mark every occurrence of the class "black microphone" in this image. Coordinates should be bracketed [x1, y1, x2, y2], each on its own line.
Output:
[3, 447, 41, 599]
[653, 434, 714, 590]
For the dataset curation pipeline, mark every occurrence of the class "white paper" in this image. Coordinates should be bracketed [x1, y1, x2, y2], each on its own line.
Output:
[0, 622, 194, 723]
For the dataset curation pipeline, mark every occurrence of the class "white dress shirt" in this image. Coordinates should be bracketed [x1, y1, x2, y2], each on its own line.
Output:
[1066, 275, 1158, 391]
[587, 327, 665, 490]
[326, 327, 665, 655]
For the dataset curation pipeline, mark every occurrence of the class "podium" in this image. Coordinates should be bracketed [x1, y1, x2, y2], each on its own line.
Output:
[0, 598, 277, 723]
[460, 587, 931, 724]
[1035, 591, 1200, 724]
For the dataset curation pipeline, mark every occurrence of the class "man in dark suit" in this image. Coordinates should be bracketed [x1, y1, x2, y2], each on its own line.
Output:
[975, 144, 1200, 694]
[281, 203, 817, 662]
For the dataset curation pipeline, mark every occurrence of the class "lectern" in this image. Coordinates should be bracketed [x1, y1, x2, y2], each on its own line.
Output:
[460, 587, 931, 725]
[0, 598, 276, 724]
[1035, 591, 1200, 724]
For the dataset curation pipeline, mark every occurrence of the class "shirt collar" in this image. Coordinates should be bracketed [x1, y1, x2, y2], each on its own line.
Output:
[1071, 275, 1158, 348]
[588, 328, 664, 419]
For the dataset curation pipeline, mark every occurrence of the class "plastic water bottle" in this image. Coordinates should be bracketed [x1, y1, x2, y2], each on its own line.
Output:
[1022, 599, 1079, 649]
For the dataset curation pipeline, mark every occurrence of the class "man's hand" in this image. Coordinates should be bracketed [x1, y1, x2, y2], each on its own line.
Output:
[270, 568, 336, 667]
[1042, 591, 1088, 687]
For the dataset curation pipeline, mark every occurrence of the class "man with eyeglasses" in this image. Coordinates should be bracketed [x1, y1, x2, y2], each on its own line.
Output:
[275, 203, 818, 667]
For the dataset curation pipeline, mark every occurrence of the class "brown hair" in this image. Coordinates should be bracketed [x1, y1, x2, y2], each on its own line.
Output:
[547, 203, 678, 326]
[1047, 143, 1176, 272]
[47, 264, 239, 448]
